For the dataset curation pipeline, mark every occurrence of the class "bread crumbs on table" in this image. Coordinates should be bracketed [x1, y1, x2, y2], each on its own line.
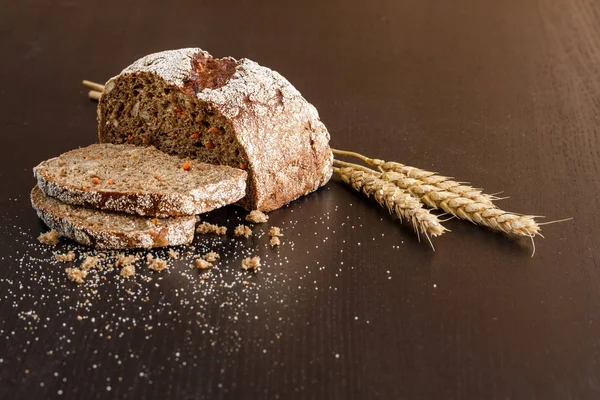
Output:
[146, 254, 168, 272]
[80, 256, 99, 271]
[241, 256, 261, 271]
[196, 222, 227, 235]
[268, 226, 283, 237]
[115, 254, 138, 267]
[245, 210, 269, 224]
[234, 225, 252, 238]
[203, 251, 220, 262]
[38, 229, 60, 245]
[119, 265, 135, 278]
[194, 259, 213, 270]
[269, 236, 281, 247]
[168, 249, 179, 259]
[65, 267, 87, 284]
[55, 251, 75, 262]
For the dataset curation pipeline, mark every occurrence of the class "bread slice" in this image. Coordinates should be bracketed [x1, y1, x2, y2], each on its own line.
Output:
[34, 143, 247, 218]
[31, 186, 196, 249]
[97, 48, 333, 212]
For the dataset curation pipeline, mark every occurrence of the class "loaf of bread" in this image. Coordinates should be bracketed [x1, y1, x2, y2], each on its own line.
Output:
[34, 143, 247, 218]
[31, 186, 196, 249]
[97, 48, 333, 211]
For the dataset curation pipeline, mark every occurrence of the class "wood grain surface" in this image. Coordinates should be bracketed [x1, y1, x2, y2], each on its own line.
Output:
[0, 0, 598, 399]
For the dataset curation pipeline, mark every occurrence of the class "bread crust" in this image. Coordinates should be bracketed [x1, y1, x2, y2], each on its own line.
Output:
[31, 186, 196, 249]
[98, 48, 333, 211]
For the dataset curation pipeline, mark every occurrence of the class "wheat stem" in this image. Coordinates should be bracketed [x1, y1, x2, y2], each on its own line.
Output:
[83, 80, 105, 92]
[332, 159, 380, 175]
[334, 166, 448, 244]
[88, 90, 102, 101]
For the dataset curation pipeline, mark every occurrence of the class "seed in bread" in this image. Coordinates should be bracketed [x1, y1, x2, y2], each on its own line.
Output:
[31, 186, 196, 250]
[97, 48, 333, 212]
[34, 143, 247, 218]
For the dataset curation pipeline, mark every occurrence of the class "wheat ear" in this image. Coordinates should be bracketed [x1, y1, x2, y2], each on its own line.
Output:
[381, 170, 539, 237]
[332, 149, 497, 205]
[333, 166, 448, 245]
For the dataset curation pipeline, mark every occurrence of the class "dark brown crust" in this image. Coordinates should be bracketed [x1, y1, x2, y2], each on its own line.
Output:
[182, 52, 238, 95]
[98, 48, 333, 211]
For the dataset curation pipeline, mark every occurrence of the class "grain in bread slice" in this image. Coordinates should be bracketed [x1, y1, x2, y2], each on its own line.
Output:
[31, 185, 196, 249]
[34, 143, 247, 217]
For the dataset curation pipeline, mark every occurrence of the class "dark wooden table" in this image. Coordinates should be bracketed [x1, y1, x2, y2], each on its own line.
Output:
[1, 0, 598, 398]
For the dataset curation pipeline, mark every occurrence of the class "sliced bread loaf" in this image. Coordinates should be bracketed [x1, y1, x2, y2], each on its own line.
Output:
[97, 48, 333, 212]
[31, 186, 196, 249]
[34, 143, 247, 218]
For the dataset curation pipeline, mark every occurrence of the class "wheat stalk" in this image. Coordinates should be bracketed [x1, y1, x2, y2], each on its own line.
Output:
[332, 149, 498, 205]
[333, 165, 447, 246]
[380, 170, 540, 237]
[334, 153, 540, 239]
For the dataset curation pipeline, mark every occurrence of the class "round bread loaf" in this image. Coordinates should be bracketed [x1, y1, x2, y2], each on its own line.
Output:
[97, 48, 333, 211]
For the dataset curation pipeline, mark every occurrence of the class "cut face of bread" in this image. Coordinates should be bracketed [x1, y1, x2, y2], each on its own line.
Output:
[98, 48, 333, 211]
[31, 186, 196, 249]
[34, 143, 247, 218]
[100, 70, 248, 172]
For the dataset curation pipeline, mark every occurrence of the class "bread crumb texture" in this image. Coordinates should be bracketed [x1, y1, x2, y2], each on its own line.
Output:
[38, 230, 60, 245]
[196, 222, 227, 235]
[65, 267, 87, 284]
[115, 254, 138, 267]
[241, 256, 261, 271]
[55, 251, 75, 262]
[268, 226, 283, 237]
[245, 210, 269, 224]
[146, 254, 168, 272]
[194, 259, 213, 270]
[234, 225, 252, 238]
[203, 251, 220, 262]
[119, 265, 136, 278]
[80, 256, 100, 271]
[269, 236, 281, 247]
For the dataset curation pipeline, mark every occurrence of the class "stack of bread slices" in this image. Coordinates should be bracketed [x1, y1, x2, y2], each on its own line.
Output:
[31, 144, 248, 249]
